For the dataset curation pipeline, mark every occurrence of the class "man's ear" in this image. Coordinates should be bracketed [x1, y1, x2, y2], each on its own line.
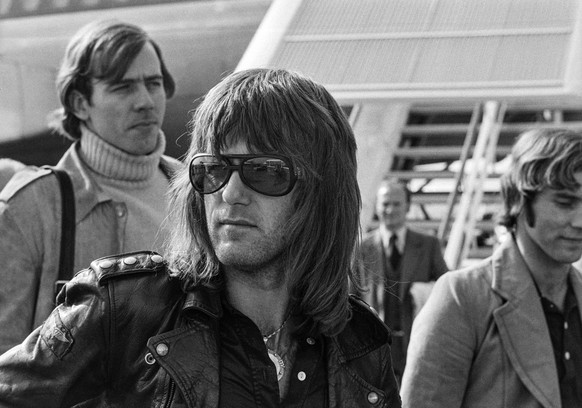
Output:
[70, 90, 90, 121]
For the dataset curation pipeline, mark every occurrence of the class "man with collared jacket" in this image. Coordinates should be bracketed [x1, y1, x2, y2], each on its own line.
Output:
[401, 129, 582, 407]
[0, 68, 402, 407]
[0, 19, 180, 354]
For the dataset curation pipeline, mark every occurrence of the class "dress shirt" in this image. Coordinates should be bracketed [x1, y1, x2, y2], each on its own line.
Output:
[380, 225, 406, 257]
[541, 278, 582, 406]
[219, 301, 326, 407]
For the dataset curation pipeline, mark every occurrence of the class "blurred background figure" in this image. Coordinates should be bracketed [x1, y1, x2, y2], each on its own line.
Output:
[357, 178, 448, 383]
[0, 19, 181, 354]
[0, 158, 26, 191]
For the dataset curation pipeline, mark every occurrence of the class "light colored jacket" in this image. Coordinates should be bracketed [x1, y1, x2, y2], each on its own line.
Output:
[0, 142, 180, 354]
[400, 236, 582, 408]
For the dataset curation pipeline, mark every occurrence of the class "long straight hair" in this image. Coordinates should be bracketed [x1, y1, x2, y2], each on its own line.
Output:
[166, 69, 361, 336]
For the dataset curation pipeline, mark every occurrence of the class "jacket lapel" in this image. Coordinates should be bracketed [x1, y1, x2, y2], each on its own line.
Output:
[326, 299, 393, 408]
[491, 239, 560, 408]
[147, 289, 222, 408]
[570, 266, 582, 322]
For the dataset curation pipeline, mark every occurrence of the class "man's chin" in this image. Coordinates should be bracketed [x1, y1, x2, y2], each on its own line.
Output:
[129, 133, 159, 155]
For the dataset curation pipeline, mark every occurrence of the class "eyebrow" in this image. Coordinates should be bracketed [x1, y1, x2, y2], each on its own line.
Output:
[110, 74, 163, 86]
[552, 190, 582, 201]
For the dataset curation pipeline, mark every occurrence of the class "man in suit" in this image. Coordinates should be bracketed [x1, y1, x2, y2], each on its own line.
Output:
[358, 178, 448, 381]
[401, 128, 582, 408]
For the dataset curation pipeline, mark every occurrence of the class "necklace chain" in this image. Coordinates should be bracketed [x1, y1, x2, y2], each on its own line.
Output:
[262, 313, 291, 382]
[262, 314, 291, 343]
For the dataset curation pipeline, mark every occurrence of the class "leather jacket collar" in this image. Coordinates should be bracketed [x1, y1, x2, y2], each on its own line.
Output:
[146, 287, 398, 408]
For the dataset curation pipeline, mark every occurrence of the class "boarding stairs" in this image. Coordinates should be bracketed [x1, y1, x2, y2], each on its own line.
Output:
[384, 103, 582, 269]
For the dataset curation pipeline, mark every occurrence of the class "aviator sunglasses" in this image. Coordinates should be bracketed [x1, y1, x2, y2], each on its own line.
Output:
[189, 153, 302, 197]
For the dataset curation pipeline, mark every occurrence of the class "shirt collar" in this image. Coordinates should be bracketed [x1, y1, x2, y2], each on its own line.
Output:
[379, 224, 406, 252]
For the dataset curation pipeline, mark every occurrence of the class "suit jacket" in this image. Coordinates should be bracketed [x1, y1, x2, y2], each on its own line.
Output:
[358, 228, 448, 361]
[401, 236, 582, 408]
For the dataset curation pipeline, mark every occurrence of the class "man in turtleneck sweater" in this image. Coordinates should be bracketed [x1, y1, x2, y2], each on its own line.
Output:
[0, 20, 181, 354]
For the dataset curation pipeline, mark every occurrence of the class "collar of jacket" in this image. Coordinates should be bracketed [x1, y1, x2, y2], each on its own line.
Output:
[146, 287, 392, 408]
[490, 235, 582, 301]
[181, 286, 223, 319]
[55, 142, 180, 223]
[178, 287, 389, 360]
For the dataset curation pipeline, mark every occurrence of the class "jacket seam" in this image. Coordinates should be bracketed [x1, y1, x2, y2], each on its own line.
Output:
[105, 279, 117, 390]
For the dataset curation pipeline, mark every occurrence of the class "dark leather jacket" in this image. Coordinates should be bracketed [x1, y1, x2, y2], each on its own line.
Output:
[0, 252, 401, 408]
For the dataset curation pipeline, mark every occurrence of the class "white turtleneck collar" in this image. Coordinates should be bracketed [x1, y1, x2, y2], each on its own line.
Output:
[78, 125, 166, 183]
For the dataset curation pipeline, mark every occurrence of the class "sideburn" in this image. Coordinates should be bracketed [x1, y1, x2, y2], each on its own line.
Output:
[524, 199, 536, 228]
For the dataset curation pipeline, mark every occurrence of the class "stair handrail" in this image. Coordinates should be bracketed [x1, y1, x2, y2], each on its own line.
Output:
[437, 103, 482, 242]
[457, 102, 507, 264]
[444, 101, 503, 269]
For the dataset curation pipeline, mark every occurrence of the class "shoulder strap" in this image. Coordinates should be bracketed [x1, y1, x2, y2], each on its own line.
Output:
[47, 167, 76, 283]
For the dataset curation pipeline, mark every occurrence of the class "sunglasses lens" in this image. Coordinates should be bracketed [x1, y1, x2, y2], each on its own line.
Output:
[242, 157, 292, 196]
[190, 156, 229, 193]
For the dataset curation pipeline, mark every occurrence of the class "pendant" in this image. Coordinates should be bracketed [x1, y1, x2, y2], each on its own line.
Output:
[267, 348, 285, 381]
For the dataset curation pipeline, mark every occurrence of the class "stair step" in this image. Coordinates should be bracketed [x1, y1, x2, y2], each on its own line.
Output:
[402, 121, 582, 136]
[402, 124, 476, 136]
[395, 146, 512, 159]
[408, 219, 497, 230]
[387, 170, 503, 180]
[411, 192, 501, 205]
[388, 170, 456, 179]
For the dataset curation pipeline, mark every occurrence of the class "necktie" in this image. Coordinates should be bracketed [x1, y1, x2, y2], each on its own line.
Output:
[389, 235, 401, 270]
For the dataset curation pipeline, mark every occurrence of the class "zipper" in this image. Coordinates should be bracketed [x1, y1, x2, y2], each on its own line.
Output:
[163, 378, 176, 408]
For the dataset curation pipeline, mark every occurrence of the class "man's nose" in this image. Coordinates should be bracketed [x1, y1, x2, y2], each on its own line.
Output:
[384, 205, 395, 214]
[134, 83, 155, 110]
[221, 170, 251, 205]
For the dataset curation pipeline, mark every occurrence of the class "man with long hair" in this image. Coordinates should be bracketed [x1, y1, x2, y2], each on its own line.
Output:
[401, 128, 582, 407]
[0, 68, 401, 407]
[0, 19, 179, 354]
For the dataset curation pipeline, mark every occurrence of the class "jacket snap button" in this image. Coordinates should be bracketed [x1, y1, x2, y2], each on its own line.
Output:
[297, 371, 306, 381]
[99, 260, 114, 269]
[151, 254, 164, 263]
[156, 343, 169, 356]
[144, 352, 156, 365]
[367, 392, 379, 404]
[115, 205, 126, 217]
[306, 337, 315, 345]
[123, 256, 138, 265]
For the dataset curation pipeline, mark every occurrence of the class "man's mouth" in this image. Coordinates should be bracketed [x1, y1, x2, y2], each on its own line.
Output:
[131, 120, 158, 129]
[220, 218, 255, 227]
